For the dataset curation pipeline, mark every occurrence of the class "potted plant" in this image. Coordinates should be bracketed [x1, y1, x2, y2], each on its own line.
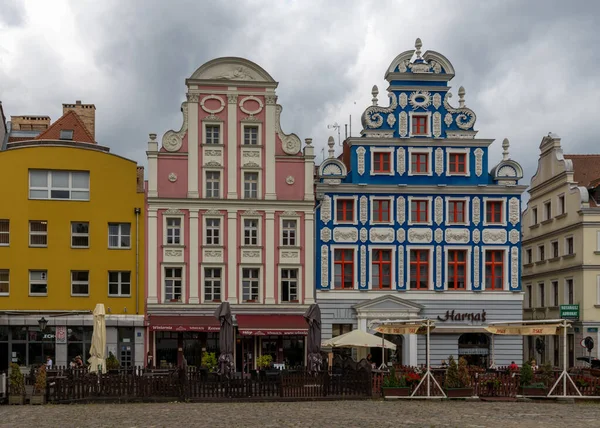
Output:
[9, 363, 25, 405]
[201, 351, 218, 373]
[405, 371, 421, 391]
[106, 352, 120, 373]
[31, 364, 47, 405]
[256, 354, 273, 379]
[381, 368, 410, 397]
[443, 356, 474, 397]
[519, 361, 546, 396]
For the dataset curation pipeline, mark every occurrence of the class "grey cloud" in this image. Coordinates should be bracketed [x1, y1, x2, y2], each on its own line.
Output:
[0, 0, 25, 27]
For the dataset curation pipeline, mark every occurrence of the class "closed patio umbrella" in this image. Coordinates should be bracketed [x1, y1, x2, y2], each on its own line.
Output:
[214, 302, 234, 377]
[304, 304, 323, 373]
[88, 303, 107, 374]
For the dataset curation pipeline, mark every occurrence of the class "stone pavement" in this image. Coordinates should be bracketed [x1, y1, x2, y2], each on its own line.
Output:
[1, 400, 600, 427]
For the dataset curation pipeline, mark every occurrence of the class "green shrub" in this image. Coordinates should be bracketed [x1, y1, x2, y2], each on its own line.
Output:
[9, 363, 25, 396]
[106, 352, 120, 370]
[444, 355, 461, 388]
[520, 361, 534, 387]
[34, 364, 47, 394]
[201, 352, 218, 372]
[256, 354, 273, 369]
[383, 367, 407, 388]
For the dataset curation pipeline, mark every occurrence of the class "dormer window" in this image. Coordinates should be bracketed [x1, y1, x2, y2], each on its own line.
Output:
[412, 116, 428, 135]
[60, 130, 74, 140]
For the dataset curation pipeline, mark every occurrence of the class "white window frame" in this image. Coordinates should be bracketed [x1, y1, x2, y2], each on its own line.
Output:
[369, 147, 395, 176]
[203, 122, 223, 145]
[329, 244, 359, 290]
[538, 282, 545, 308]
[242, 123, 262, 146]
[445, 197, 470, 226]
[29, 169, 90, 201]
[71, 221, 89, 248]
[407, 196, 433, 226]
[204, 170, 221, 199]
[0, 269, 9, 296]
[164, 214, 184, 246]
[481, 246, 509, 291]
[204, 216, 222, 246]
[482, 197, 507, 227]
[368, 245, 396, 290]
[241, 266, 261, 302]
[29, 270, 48, 296]
[243, 171, 260, 199]
[333, 195, 359, 226]
[108, 271, 131, 297]
[564, 277, 574, 305]
[163, 265, 185, 303]
[369, 196, 394, 225]
[280, 267, 301, 302]
[0, 219, 9, 246]
[445, 148, 471, 176]
[564, 235, 574, 256]
[557, 194, 565, 215]
[408, 111, 432, 138]
[543, 199, 552, 221]
[29, 220, 48, 247]
[406, 245, 434, 291]
[203, 266, 223, 302]
[59, 129, 74, 140]
[407, 147, 433, 176]
[538, 244, 545, 262]
[280, 216, 299, 247]
[71, 270, 90, 296]
[108, 223, 131, 249]
[242, 216, 260, 246]
[444, 246, 472, 291]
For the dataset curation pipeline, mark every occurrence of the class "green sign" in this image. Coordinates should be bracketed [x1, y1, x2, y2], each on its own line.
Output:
[588, 328, 598, 333]
[560, 304, 579, 320]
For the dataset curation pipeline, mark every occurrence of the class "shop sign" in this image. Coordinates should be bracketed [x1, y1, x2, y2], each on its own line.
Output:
[587, 328, 598, 333]
[150, 325, 220, 332]
[436, 310, 487, 323]
[560, 304, 579, 320]
[55, 326, 67, 344]
[239, 329, 308, 336]
[458, 348, 489, 355]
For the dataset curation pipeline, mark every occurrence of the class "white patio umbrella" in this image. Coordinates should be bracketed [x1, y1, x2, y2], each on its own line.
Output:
[88, 303, 107, 374]
[322, 329, 396, 350]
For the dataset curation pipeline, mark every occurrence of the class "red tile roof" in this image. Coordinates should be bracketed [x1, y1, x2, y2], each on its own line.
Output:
[563, 155, 600, 188]
[35, 110, 95, 144]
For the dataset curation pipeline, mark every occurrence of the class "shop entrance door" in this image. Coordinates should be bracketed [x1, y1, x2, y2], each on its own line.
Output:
[236, 337, 254, 373]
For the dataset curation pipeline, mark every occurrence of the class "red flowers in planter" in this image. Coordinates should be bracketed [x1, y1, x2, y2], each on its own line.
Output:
[405, 372, 421, 386]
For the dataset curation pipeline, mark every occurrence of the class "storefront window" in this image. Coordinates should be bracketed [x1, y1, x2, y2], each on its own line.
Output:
[67, 326, 93, 363]
[0, 326, 8, 342]
[156, 331, 178, 368]
[261, 336, 278, 363]
[283, 337, 304, 368]
[11, 326, 27, 341]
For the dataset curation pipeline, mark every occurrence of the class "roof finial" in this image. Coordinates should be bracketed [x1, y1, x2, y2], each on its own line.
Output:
[371, 85, 379, 106]
[502, 138, 510, 161]
[327, 136, 335, 158]
[415, 38, 422, 58]
[458, 86, 466, 108]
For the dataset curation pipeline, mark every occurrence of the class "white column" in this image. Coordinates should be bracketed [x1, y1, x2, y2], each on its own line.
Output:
[189, 210, 199, 304]
[265, 210, 275, 304]
[303, 139, 315, 201]
[147, 134, 158, 198]
[303, 211, 315, 304]
[227, 94, 238, 199]
[227, 210, 238, 304]
[187, 99, 199, 198]
[404, 334, 418, 366]
[264, 97, 276, 200]
[147, 209, 158, 304]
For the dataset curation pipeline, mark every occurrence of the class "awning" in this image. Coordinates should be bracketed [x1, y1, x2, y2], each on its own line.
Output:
[148, 315, 220, 332]
[236, 314, 308, 336]
[485, 324, 561, 336]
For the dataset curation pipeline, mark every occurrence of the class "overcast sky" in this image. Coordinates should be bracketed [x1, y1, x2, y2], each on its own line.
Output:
[1, 0, 599, 198]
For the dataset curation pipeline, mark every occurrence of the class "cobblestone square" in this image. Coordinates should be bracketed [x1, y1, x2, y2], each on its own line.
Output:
[1, 400, 600, 428]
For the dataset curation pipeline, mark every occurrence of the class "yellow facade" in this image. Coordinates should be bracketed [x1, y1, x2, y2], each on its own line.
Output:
[0, 144, 145, 314]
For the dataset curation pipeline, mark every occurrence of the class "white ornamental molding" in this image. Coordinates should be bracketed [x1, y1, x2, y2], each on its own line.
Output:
[509, 229, 520, 244]
[472, 197, 481, 226]
[443, 92, 477, 130]
[206, 149, 223, 156]
[482, 229, 507, 244]
[472, 229, 481, 244]
[321, 245, 329, 288]
[360, 196, 368, 224]
[397, 229, 406, 243]
[445, 228, 470, 244]
[360, 228, 368, 243]
[433, 93, 442, 110]
[242, 250, 260, 258]
[320, 228, 331, 243]
[408, 228, 432, 244]
[162, 102, 188, 152]
[396, 196, 405, 225]
[321, 196, 332, 224]
[275, 105, 302, 155]
[265, 95, 277, 105]
[474, 247, 480, 288]
[434, 228, 443, 243]
[165, 208, 183, 215]
[509, 198, 520, 226]
[370, 228, 395, 243]
[227, 94, 238, 104]
[444, 113, 453, 126]
[399, 93, 408, 109]
[357, 147, 366, 175]
[398, 247, 404, 288]
[204, 249, 222, 258]
[434, 148, 444, 176]
[387, 114, 396, 127]
[165, 249, 183, 257]
[434, 197, 443, 225]
[239, 96, 264, 116]
[433, 112, 442, 138]
[204, 208, 221, 216]
[243, 209, 260, 216]
[200, 95, 225, 114]
[436, 246, 442, 289]
[286, 176, 295, 185]
[511, 247, 519, 290]
[333, 227, 358, 243]
[168, 172, 177, 182]
[281, 251, 299, 259]
[397, 148, 406, 175]
[474, 148, 484, 177]
[409, 91, 432, 110]
[282, 210, 299, 217]
[399, 112, 408, 137]
[360, 245, 367, 288]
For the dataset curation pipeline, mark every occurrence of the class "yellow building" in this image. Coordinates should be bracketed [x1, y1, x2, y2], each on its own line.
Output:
[0, 102, 145, 370]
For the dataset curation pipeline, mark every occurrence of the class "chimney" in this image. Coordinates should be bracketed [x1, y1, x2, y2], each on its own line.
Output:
[10, 115, 51, 131]
[63, 100, 96, 140]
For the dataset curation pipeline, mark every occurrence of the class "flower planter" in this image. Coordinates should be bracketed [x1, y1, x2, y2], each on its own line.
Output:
[382, 387, 411, 397]
[444, 387, 474, 398]
[519, 386, 547, 396]
[9, 395, 25, 405]
[30, 394, 46, 405]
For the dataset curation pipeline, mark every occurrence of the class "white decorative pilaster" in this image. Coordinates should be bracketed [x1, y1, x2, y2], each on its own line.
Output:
[405, 334, 418, 366]
[264, 95, 276, 200]
[303, 139, 315, 202]
[304, 211, 315, 303]
[147, 134, 158, 198]
[187, 99, 199, 198]
[265, 210, 275, 303]
[227, 210, 238, 303]
[189, 210, 199, 304]
[147, 209, 158, 304]
[227, 94, 238, 199]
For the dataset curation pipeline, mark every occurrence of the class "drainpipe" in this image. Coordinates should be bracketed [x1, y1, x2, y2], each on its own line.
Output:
[134, 207, 141, 315]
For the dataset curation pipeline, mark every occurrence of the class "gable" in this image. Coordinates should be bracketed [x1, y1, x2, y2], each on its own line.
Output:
[353, 295, 423, 312]
[35, 111, 95, 144]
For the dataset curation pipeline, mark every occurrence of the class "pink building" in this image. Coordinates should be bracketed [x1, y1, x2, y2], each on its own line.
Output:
[145, 58, 315, 370]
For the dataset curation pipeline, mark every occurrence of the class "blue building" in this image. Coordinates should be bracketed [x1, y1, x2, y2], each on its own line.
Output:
[315, 39, 526, 367]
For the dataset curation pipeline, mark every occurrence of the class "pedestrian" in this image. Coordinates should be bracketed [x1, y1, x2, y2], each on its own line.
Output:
[146, 351, 154, 369]
[46, 355, 53, 369]
[509, 361, 518, 371]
